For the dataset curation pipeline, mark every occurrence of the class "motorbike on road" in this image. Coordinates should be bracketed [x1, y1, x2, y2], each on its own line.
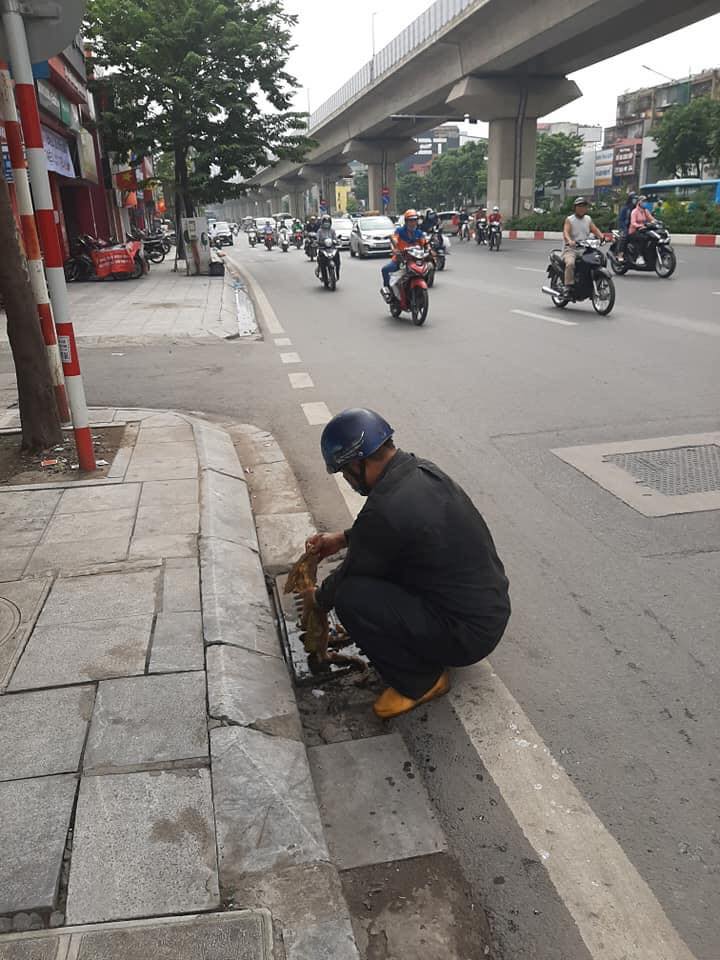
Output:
[293, 228, 304, 249]
[64, 235, 148, 282]
[381, 245, 431, 325]
[248, 228, 258, 247]
[429, 227, 447, 272]
[316, 238, 340, 290]
[488, 221, 502, 251]
[459, 221, 470, 242]
[475, 217, 487, 245]
[542, 238, 615, 316]
[304, 231, 318, 261]
[279, 226, 290, 253]
[608, 220, 676, 278]
[263, 231, 275, 251]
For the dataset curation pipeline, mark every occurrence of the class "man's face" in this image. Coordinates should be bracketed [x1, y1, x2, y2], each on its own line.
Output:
[575, 205, 588, 218]
[407, 218, 418, 229]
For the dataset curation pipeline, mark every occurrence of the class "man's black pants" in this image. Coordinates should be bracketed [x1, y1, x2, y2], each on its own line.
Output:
[335, 576, 501, 700]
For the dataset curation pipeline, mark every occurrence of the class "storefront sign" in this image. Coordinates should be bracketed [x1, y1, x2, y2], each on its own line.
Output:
[37, 80, 78, 130]
[48, 56, 88, 105]
[41, 124, 76, 178]
[613, 142, 638, 177]
[594, 148, 614, 186]
[76, 128, 98, 183]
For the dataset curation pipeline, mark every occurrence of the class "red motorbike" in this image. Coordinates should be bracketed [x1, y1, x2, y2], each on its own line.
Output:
[64, 235, 149, 282]
[382, 245, 432, 325]
[263, 231, 275, 251]
[293, 229, 304, 249]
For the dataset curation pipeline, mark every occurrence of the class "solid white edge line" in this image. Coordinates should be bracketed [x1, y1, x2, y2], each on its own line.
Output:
[512, 308, 578, 327]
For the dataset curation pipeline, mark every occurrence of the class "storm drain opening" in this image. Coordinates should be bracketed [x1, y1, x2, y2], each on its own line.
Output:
[272, 572, 368, 685]
[604, 444, 720, 496]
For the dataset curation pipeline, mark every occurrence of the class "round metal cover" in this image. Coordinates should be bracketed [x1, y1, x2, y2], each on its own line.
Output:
[0, 596, 21, 648]
[0, 0, 86, 65]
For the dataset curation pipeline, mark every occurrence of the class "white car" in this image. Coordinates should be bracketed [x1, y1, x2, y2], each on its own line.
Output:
[210, 221, 233, 246]
[332, 217, 353, 249]
[349, 215, 395, 258]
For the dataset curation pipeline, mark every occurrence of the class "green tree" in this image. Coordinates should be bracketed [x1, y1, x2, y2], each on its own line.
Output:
[396, 141, 488, 211]
[396, 171, 428, 211]
[535, 133, 584, 196]
[352, 170, 368, 203]
[653, 97, 720, 178]
[86, 0, 311, 238]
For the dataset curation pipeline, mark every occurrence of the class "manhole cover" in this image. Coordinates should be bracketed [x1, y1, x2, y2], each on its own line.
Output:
[604, 444, 720, 496]
[0, 597, 21, 647]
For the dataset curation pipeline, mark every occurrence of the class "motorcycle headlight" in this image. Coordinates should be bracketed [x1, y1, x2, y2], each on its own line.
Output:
[361, 233, 371, 240]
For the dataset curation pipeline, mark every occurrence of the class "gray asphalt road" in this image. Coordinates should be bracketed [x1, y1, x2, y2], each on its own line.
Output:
[6, 237, 717, 959]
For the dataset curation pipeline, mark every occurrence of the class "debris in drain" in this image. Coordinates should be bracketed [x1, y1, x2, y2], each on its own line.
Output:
[311, 689, 326, 699]
[285, 551, 369, 684]
[40, 458, 58, 467]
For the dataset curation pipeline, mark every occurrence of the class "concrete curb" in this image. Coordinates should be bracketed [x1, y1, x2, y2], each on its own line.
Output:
[505, 228, 720, 246]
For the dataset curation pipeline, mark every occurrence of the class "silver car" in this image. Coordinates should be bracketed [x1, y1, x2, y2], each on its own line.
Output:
[332, 217, 353, 249]
[349, 215, 395, 258]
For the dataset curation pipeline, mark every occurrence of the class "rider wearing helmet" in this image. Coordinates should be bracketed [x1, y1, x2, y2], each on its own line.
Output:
[616, 192, 637, 262]
[420, 208, 439, 233]
[381, 209, 427, 292]
[305, 408, 511, 720]
[562, 197, 605, 291]
[316, 213, 340, 277]
[488, 205, 502, 225]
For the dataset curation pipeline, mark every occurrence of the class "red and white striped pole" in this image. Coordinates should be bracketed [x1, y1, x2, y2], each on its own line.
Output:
[0, 63, 69, 424]
[1, 3, 95, 469]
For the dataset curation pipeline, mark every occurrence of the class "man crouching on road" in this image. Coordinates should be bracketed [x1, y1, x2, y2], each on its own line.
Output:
[305, 408, 511, 720]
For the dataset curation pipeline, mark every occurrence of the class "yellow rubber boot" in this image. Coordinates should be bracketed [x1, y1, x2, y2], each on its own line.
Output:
[373, 671, 450, 720]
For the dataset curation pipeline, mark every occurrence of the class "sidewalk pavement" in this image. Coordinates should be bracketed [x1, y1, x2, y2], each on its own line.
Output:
[0, 258, 251, 345]
[0, 407, 359, 959]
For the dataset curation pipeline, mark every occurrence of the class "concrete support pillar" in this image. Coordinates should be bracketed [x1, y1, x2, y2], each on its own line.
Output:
[487, 117, 537, 218]
[367, 161, 396, 215]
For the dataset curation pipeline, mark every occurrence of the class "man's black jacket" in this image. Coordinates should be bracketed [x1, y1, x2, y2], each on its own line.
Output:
[316, 450, 510, 648]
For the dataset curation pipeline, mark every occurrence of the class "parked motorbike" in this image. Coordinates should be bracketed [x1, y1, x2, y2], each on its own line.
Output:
[248, 228, 258, 247]
[264, 231, 275, 251]
[542, 239, 615, 316]
[293, 229, 304, 249]
[304, 231, 318, 261]
[429, 227, 447, 271]
[381, 246, 431, 325]
[279, 226, 290, 253]
[475, 218, 487, 245]
[64, 235, 148, 282]
[316, 238, 340, 290]
[608, 220, 676, 278]
[129, 227, 170, 258]
[488, 221, 502, 251]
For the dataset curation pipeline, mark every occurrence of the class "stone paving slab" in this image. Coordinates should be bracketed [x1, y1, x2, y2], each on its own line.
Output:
[8, 616, 153, 690]
[149, 611, 204, 673]
[125, 457, 198, 483]
[0, 577, 52, 691]
[211, 727, 328, 881]
[0, 685, 94, 781]
[0, 546, 33, 581]
[25, 537, 131, 576]
[193, 422, 246, 479]
[139, 477, 198, 507]
[2, 516, 48, 548]
[55, 484, 140, 515]
[307, 734, 446, 871]
[256, 513, 315, 577]
[41, 508, 136, 544]
[0, 489, 60, 521]
[83, 672, 208, 773]
[0, 910, 274, 960]
[200, 538, 279, 657]
[134, 502, 199, 538]
[206, 645, 300, 739]
[245, 460, 307, 515]
[129, 533, 197, 560]
[135, 424, 194, 444]
[66, 768, 220, 924]
[201, 469, 257, 548]
[37, 569, 159, 626]
[162, 557, 200, 612]
[0, 774, 77, 913]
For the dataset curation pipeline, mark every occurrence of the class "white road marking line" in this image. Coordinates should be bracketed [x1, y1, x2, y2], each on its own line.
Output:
[301, 401, 332, 425]
[451, 664, 697, 960]
[275, 337, 292, 346]
[280, 352, 301, 364]
[333, 472, 366, 519]
[712, 291, 720, 295]
[289, 372, 314, 389]
[514, 266, 547, 273]
[512, 308, 578, 327]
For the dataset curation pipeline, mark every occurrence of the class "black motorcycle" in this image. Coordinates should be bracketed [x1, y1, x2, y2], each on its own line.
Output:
[542, 239, 615, 316]
[304, 231, 318, 261]
[429, 227, 446, 274]
[475, 217, 487, 245]
[316, 238, 339, 290]
[608, 220, 676, 278]
[488, 221, 502, 251]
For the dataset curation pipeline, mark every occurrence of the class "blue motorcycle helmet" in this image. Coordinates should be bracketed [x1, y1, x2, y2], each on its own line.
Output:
[321, 408, 394, 475]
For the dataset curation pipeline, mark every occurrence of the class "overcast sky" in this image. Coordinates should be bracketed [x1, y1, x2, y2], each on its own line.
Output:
[283, 1, 720, 133]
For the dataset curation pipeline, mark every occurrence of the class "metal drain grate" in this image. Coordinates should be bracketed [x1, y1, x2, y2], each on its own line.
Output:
[604, 444, 720, 496]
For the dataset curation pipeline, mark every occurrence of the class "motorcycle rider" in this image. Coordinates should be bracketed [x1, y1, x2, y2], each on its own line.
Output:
[628, 195, 657, 264]
[488, 205, 502, 227]
[381, 209, 427, 295]
[458, 206, 470, 239]
[616, 192, 637, 262]
[316, 213, 341, 279]
[420, 208, 439, 233]
[561, 197, 605, 293]
[305, 408, 511, 720]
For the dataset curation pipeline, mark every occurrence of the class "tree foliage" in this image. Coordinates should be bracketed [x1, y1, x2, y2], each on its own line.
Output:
[535, 133, 584, 191]
[396, 140, 488, 210]
[653, 97, 720, 179]
[86, 0, 312, 219]
[352, 170, 368, 204]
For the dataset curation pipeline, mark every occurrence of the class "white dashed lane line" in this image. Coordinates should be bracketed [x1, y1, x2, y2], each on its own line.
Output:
[275, 337, 292, 346]
[514, 266, 547, 273]
[288, 373, 314, 389]
[512, 308, 578, 327]
[301, 401, 333, 425]
[280, 352, 301, 364]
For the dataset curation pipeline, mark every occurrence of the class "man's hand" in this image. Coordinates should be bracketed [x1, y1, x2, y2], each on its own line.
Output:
[306, 531, 347, 560]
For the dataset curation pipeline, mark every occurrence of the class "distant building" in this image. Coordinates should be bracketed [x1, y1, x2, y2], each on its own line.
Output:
[604, 68, 720, 186]
[537, 122, 602, 145]
[397, 124, 461, 175]
[535, 122, 605, 201]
